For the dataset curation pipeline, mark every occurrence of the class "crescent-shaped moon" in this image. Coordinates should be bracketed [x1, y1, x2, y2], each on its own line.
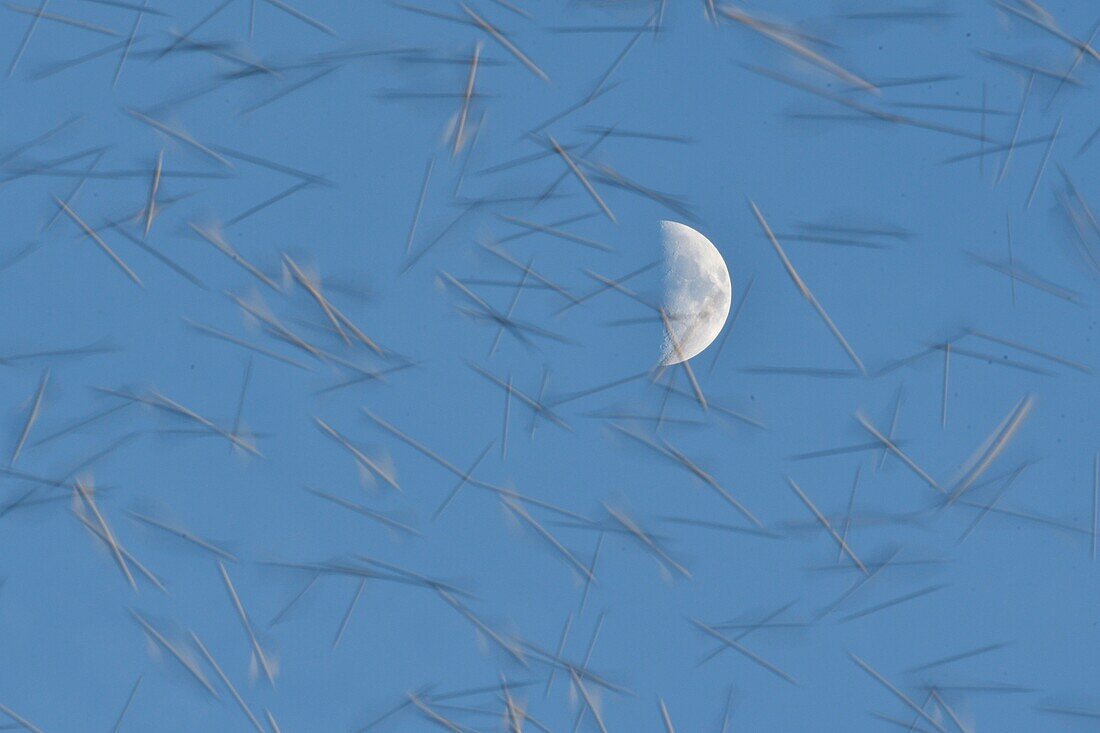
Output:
[658, 221, 733, 365]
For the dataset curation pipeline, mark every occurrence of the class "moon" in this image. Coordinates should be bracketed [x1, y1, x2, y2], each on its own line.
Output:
[658, 220, 733, 366]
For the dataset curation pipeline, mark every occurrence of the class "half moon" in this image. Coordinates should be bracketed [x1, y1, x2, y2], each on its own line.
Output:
[658, 221, 732, 365]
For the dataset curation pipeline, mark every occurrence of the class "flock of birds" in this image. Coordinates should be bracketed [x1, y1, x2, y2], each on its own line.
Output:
[0, 0, 1098, 731]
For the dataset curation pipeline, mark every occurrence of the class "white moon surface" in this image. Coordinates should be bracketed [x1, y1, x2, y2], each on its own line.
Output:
[658, 220, 733, 365]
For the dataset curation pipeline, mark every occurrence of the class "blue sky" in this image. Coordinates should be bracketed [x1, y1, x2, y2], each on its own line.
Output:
[0, 1, 1097, 731]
